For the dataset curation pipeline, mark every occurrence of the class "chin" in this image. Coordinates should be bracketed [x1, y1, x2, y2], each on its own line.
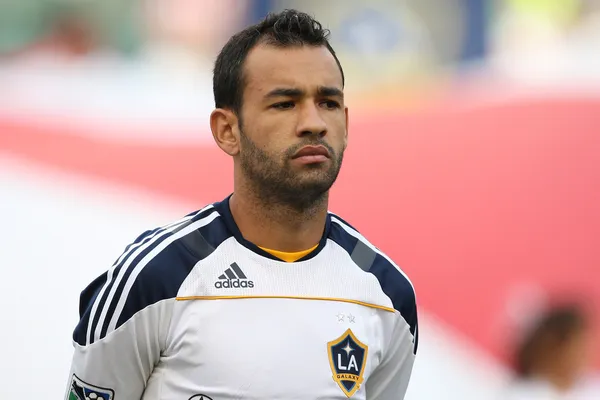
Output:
[294, 177, 335, 193]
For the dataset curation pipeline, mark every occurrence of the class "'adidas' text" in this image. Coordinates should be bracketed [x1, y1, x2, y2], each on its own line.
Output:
[214, 280, 254, 289]
[214, 262, 254, 289]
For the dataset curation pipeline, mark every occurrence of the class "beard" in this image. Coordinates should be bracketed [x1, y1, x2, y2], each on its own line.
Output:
[238, 128, 344, 212]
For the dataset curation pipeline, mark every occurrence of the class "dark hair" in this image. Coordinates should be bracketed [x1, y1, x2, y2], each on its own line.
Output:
[514, 304, 588, 377]
[213, 9, 345, 115]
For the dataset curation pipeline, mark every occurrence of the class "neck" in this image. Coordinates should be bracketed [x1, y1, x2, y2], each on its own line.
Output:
[229, 184, 328, 252]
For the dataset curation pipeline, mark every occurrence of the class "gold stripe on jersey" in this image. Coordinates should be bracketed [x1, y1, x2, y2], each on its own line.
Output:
[258, 244, 319, 262]
[175, 295, 395, 312]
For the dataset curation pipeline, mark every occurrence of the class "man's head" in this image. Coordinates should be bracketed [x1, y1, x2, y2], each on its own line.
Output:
[514, 304, 592, 388]
[210, 9, 348, 212]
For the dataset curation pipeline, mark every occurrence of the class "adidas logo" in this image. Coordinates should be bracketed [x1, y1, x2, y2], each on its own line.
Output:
[214, 262, 254, 289]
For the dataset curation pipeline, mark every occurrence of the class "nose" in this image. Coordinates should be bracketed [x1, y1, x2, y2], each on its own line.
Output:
[296, 102, 327, 138]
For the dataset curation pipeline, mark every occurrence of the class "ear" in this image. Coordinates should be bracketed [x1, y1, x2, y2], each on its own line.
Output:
[344, 106, 349, 148]
[210, 108, 240, 156]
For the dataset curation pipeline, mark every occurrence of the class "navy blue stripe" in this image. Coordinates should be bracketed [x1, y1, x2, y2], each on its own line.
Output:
[329, 218, 419, 354]
[87, 230, 159, 344]
[98, 210, 215, 340]
[85, 208, 214, 344]
[73, 272, 108, 345]
[115, 214, 232, 330]
[88, 227, 165, 335]
[328, 218, 359, 255]
[297, 213, 331, 262]
[327, 213, 359, 231]
[124, 227, 161, 255]
[370, 253, 419, 354]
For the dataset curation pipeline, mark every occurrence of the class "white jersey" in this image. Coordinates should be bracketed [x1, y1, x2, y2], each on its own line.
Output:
[66, 196, 418, 400]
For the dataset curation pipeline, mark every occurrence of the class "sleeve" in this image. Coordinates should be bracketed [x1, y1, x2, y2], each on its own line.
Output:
[365, 311, 418, 400]
[64, 263, 175, 400]
[64, 208, 217, 399]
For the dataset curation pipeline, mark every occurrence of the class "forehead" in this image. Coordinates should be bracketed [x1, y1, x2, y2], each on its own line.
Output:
[243, 44, 343, 96]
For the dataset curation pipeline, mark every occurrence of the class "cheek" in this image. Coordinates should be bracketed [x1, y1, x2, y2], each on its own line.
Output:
[332, 129, 348, 152]
[247, 118, 289, 149]
[328, 115, 347, 141]
[246, 135, 287, 163]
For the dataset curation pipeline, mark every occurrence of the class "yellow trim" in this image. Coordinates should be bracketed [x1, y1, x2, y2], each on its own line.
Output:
[258, 244, 319, 262]
[327, 328, 369, 398]
[175, 295, 395, 312]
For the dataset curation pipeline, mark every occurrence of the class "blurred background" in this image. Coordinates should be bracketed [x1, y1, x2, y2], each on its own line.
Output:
[1, 0, 599, 399]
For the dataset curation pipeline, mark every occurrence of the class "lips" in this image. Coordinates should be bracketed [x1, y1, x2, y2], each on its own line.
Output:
[292, 145, 330, 159]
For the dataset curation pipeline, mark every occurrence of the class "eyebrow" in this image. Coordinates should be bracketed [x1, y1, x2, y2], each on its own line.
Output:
[317, 86, 344, 98]
[264, 86, 344, 99]
[265, 88, 305, 98]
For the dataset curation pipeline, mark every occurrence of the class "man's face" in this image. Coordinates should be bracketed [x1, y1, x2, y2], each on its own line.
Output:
[237, 43, 348, 210]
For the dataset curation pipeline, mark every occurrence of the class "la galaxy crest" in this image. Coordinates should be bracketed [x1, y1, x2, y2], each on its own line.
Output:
[327, 329, 368, 397]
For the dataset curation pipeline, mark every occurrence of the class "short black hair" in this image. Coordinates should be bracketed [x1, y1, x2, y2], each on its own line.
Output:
[213, 9, 345, 115]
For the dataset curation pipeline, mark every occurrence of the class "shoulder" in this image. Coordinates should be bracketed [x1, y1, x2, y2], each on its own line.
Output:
[73, 203, 231, 345]
[328, 212, 418, 351]
[327, 212, 417, 307]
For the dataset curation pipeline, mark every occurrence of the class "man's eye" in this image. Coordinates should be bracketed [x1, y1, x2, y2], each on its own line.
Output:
[321, 100, 341, 109]
[272, 101, 295, 110]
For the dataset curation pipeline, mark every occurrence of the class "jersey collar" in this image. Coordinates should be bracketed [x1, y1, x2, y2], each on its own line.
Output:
[213, 194, 331, 262]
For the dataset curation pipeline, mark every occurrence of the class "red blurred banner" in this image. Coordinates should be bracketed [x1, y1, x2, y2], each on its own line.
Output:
[2, 96, 599, 367]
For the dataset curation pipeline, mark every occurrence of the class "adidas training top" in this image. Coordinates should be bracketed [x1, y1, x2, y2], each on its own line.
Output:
[66, 195, 418, 400]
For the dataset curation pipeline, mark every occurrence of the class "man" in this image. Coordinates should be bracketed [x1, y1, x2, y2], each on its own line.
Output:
[66, 9, 418, 400]
[503, 304, 597, 400]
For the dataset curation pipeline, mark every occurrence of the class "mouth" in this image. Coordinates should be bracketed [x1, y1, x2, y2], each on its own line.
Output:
[291, 145, 331, 164]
